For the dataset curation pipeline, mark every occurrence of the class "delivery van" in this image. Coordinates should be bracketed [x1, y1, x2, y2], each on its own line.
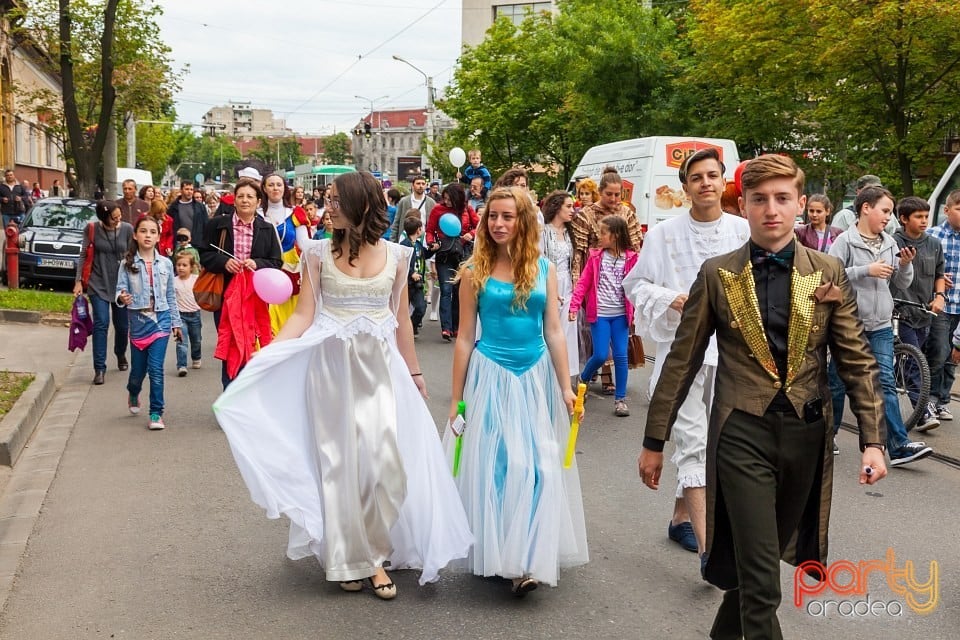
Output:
[929, 152, 960, 225]
[567, 136, 740, 231]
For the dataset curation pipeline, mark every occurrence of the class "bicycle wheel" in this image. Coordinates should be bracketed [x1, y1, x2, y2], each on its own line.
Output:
[893, 342, 930, 431]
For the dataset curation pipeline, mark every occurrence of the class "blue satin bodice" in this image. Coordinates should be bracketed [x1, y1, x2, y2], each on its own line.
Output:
[476, 257, 549, 375]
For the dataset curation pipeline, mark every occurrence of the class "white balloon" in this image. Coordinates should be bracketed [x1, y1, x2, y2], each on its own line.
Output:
[448, 147, 467, 167]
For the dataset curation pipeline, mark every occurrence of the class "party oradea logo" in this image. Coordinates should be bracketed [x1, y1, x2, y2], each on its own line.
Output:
[794, 548, 938, 618]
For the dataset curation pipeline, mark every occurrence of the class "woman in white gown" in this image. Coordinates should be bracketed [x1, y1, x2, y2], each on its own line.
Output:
[214, 171, 473, 600]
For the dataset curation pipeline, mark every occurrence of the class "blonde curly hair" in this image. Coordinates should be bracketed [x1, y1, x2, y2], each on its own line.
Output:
[459, 186, 541, 310]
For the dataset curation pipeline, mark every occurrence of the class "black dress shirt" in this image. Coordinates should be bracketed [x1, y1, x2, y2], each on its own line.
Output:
[750, 240, 794, 412]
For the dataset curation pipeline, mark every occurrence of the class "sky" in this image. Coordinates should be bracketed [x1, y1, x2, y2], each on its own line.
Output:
[155, 0, 465, 136]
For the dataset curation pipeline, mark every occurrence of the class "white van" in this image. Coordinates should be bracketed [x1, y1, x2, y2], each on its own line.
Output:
[567, 136, 740, 231]
[928, 153, 960, 225]
[114, 168, 155, 196]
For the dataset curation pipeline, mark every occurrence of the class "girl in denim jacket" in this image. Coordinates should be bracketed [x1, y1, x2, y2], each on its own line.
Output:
[116, 216, 182, 430]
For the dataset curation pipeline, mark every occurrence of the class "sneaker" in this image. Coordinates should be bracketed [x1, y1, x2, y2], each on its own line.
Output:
[148, 413, 165, 430]
[833, 437, 840, 456]
[889, 442, 933, 467]
[916, 403, 940, 433]
[441, 330, 452, 342]
[177, 367, 188, 377]
[429, 311, 438, 321]
[128, 394, 140, 415]
[192, 360, 202, 370]
[937, 405, 953, 421]
[614, 399, 629, 417]
[668, 521, 698, 553]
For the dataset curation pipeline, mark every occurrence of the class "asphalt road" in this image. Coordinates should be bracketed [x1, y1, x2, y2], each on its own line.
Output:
[0, 316, 957, 639]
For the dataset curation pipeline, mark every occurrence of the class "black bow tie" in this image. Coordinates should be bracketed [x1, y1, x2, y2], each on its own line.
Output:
[751, 247, 794, 269]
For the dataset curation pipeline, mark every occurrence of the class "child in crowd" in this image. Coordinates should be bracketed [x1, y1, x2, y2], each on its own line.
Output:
[173, 251, 203, 377]
[174, 227, 200, 273]
[214, 171, 471, 599]
[447, 186, 587, 596]
[459, 149, 493, 191]
[926, 189, 960, 423]
[569, 215, 638, 417]
[116, 216, 181, 430]
[829, 186, 933, 466]
[891, 197, 945, 431]
[400, 216, 431, 336]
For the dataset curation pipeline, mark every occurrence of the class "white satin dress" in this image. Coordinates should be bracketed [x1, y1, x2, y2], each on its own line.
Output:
[213, 239, 473, 584]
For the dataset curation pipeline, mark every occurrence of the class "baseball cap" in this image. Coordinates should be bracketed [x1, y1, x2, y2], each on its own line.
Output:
[856, 174, 882, 190]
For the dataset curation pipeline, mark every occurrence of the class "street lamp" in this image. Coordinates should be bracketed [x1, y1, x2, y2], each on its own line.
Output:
[391, 55, 435, 179]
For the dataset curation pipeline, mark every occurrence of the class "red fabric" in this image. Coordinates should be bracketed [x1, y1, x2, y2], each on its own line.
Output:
[569, 248, 638, 325]
[220, 193, 235, 205]
[214, 270, 272, 379]
[425, 203, 480, 245]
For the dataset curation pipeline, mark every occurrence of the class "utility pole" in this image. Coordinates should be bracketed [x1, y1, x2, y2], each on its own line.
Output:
[125, 112, 135, 168]
[392, 55, 434, 180]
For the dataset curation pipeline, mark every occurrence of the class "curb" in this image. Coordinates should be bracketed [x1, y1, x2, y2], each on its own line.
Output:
[0, 309, 41, 324]
[0, 371, 55, 467]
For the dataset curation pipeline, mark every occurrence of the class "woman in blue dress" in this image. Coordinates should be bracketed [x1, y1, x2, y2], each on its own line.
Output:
[446, 186, 589, 596]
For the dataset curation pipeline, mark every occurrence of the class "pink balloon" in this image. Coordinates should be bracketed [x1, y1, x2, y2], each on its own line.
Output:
[253, 268, 293, 304]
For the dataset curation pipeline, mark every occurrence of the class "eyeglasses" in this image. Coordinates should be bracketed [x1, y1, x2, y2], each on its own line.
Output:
[176, 235, 190, 242]
[329, 198, 340, 209]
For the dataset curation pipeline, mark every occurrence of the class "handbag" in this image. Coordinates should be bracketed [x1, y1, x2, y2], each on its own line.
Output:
[80, 222, 95, 290]
[193, 228, 227, 312]
[627, 329, 645, 369]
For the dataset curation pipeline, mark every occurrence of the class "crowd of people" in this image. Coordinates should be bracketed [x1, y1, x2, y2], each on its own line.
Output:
[64, 147, 957, 637]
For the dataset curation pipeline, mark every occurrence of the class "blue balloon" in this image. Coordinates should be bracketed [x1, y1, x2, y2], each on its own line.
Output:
[439, 213, 462, 237]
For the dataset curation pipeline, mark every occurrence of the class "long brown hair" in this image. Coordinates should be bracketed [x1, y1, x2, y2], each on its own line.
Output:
[331, 171, 389, 266]
[123, 216, 160, 273]
[460, 187, 540, 309]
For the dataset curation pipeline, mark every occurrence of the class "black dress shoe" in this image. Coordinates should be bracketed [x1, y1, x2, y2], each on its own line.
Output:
[93, 371, 105, 385]
[117, 356, 128, 371]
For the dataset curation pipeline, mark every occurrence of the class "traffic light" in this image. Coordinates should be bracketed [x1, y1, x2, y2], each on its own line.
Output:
[364, 122, 372, 139]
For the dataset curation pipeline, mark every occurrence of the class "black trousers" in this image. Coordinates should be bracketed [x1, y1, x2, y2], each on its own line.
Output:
[710, 409, 825, 640]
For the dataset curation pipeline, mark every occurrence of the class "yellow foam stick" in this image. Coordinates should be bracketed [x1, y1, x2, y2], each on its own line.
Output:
[563, 383, 587, 468]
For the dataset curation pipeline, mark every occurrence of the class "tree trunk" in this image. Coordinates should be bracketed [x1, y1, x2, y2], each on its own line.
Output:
[898, 151, 913, 197]
[58, 0, 120, 199]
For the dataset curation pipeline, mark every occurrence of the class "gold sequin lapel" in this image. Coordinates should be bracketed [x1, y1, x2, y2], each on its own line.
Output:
[719, 264, 780, 382]
[786, 269, 822, 385]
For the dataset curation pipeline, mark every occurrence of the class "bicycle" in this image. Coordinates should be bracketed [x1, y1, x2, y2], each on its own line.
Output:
[891, 298, 935, 431]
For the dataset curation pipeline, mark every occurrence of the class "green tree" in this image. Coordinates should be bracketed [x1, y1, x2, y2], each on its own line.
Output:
[14, 0, 182, 195]
[322, 132, 350, 165]
[245, 137, 305, 172]
[171, 134, 242, 185]
[686, 0, 960, 195]
[440, 0, 683, 186]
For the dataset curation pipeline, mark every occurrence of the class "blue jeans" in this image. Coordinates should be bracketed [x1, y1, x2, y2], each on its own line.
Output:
[176, 311, 202, 368]
[579, 315, 629, 400]
[830, 327, 910, 451]
[127, 336, 169, 416]
[89, 292, 129, 373]
[436, 259, 460, 333]
[924, 311, 960, 406]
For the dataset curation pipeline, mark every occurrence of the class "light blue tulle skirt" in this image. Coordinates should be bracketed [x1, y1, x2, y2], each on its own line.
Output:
[443, 349, 589, 586]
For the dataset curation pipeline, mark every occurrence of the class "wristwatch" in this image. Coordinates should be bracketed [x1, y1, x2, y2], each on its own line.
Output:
[935, 291, 947, 299]
[864, 443, 886, 453]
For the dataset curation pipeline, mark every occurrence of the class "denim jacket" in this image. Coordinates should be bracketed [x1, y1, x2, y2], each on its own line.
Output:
[115, 250, 181, 327]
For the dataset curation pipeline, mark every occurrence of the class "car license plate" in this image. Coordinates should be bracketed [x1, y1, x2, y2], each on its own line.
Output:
[37, 258, 75, 269]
